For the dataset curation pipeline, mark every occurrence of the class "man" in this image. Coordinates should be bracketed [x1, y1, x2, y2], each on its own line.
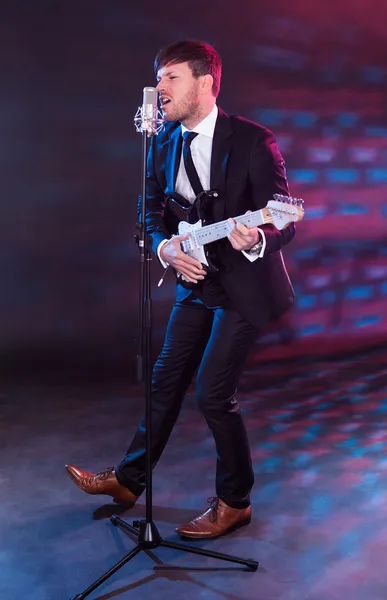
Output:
[66, 40, 295, 539]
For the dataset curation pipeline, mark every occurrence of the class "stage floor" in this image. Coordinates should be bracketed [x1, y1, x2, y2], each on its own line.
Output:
[1, 344, 387, 600]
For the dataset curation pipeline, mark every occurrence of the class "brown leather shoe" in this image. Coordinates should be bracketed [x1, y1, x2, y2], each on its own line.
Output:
[65, 464, 138, 507]
[176, 497, 251, 539]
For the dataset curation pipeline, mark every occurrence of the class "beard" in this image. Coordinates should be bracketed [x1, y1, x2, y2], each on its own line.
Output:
[163, 83, 201, 124]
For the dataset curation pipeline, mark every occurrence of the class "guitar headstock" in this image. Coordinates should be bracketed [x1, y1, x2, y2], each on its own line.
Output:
[263, 194, 305, 230]
[273, 194, 305, 209]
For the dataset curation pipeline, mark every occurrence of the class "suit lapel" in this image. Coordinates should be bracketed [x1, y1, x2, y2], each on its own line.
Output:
[165, 125, 182, 194]
[210, 108, 233, 222]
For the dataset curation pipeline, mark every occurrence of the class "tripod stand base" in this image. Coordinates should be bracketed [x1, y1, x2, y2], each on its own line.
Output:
[69, 515, 258, 599]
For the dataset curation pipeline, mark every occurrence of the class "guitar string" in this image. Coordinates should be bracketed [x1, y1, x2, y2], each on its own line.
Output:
[194, 210, 289, 243]
[195, 211, 264, 242]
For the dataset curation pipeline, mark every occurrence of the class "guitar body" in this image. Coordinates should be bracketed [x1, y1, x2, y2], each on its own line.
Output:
[168, 190, 221, 272]
[178, 220, 209, 266]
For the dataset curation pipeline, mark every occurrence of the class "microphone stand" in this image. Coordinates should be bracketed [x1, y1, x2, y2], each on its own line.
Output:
[70, 96, 258, 600]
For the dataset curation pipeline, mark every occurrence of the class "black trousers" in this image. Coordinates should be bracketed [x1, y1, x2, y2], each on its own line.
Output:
[116, 297, 258, 509]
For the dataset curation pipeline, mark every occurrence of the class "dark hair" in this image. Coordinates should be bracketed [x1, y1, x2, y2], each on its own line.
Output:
[154, 40, 222, 98]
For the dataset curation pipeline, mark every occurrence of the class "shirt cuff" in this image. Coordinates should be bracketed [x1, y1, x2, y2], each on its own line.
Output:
[242, 227, 266, 262]
[157, 239, 170, 268]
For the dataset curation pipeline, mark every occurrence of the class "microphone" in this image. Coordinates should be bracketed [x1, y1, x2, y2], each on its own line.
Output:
[134, 86, 164, 137]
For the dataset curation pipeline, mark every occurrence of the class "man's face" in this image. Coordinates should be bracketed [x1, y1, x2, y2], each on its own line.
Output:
[156, 61, 202, 123]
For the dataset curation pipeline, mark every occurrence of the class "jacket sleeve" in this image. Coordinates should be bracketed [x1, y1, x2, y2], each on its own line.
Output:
[249, 129, 295, 254]
[142, 137, 171, 257]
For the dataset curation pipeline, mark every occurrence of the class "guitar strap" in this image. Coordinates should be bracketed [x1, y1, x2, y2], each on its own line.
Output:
[182, 131, 204, 197]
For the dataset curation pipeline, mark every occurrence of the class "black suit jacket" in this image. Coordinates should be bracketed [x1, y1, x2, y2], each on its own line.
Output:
[144, 107, 295, 330]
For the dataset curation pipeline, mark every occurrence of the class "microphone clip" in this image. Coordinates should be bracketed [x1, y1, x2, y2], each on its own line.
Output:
[134, 105, 164, 137]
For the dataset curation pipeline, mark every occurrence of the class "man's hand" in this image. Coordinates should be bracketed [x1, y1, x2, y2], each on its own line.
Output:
[160, 234, 207, 284]
[226, 213, 260, 251]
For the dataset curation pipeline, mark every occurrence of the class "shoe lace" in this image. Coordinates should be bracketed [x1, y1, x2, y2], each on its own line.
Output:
[207, 496, 220, 524]
[95, 466, 115, 480]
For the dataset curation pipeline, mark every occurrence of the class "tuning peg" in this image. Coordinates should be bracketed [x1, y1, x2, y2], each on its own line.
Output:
[273, 193, 304, 206]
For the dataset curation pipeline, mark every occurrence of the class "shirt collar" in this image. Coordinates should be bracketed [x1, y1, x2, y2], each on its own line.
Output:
[181, 104, 218, 139]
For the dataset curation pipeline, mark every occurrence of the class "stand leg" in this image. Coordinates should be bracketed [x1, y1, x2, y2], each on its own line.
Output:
[112, 515, 258, 570]
[111, 514, 139, 536]
[70, 517, 258, 599]
[159, 539, 258, 571]
[69, 545, 142, 600]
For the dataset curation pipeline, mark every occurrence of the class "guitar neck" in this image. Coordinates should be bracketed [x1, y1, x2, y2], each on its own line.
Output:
[194, 208, 272, 247]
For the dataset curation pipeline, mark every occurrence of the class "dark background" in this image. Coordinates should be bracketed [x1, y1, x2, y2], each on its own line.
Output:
[1, 0, 387, 378]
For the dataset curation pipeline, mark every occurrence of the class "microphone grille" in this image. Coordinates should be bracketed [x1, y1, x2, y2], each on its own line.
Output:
[143, 86, 157, 106]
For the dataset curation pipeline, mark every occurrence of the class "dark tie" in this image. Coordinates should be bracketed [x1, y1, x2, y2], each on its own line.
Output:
[182, 131, 204, 197]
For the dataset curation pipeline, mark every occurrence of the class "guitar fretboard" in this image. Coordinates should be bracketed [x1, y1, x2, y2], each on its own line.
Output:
[194, 208, 273, 246]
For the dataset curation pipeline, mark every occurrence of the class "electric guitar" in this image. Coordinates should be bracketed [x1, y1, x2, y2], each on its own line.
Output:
[173, 193, 304, 268]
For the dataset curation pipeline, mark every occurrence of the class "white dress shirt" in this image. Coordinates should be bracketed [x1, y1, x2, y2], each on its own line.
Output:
[157, 104, 266, 266]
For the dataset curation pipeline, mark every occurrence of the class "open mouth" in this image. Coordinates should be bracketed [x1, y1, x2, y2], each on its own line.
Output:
[160, 97, 171, 107]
